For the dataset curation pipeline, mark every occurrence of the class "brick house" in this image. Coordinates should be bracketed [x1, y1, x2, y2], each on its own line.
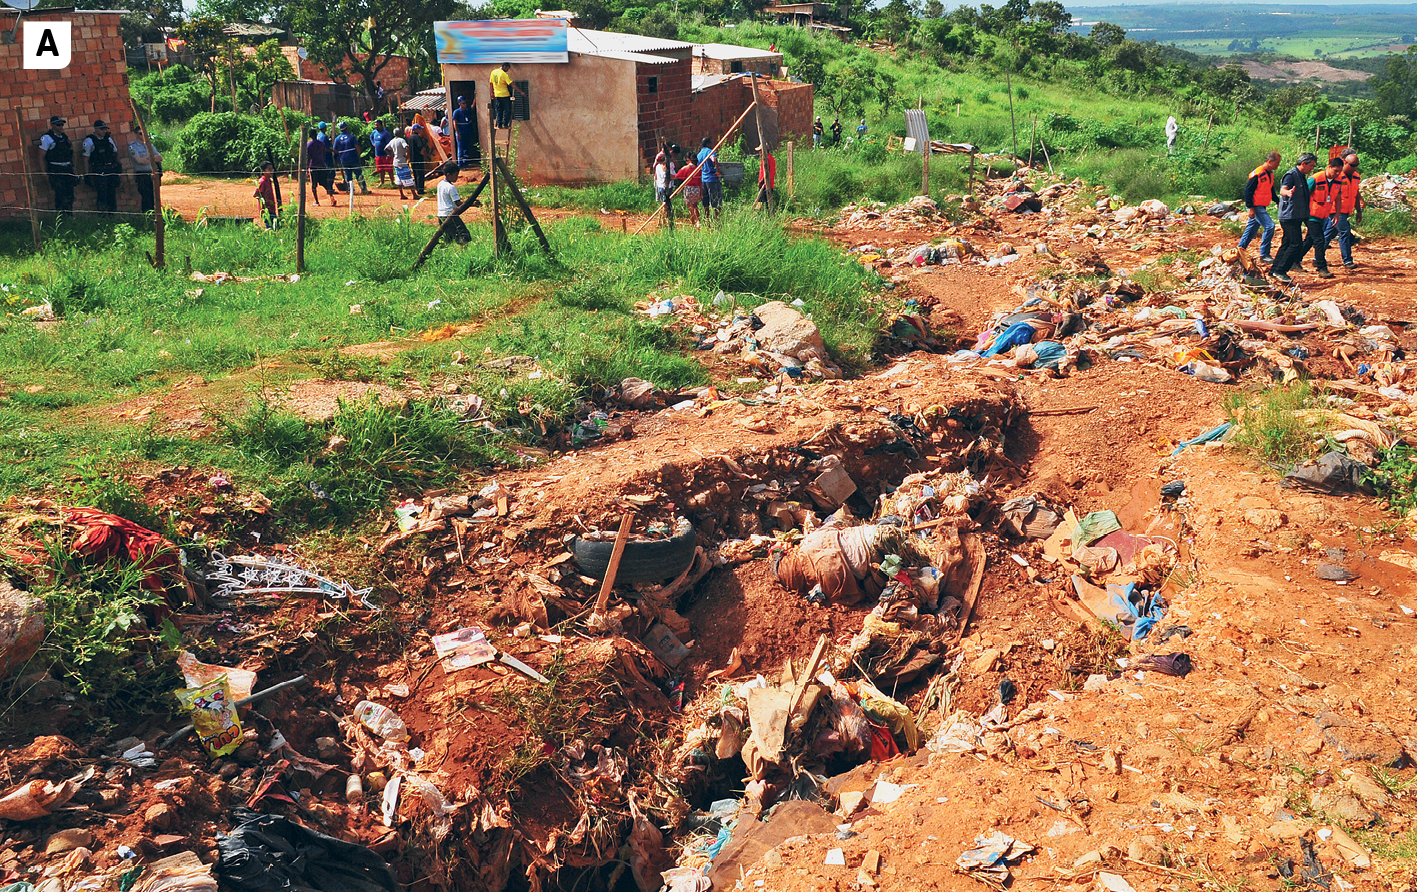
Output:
[275, 47, 412, 96]
[691, 73, 814, 154]
[439, 28, 812, 186]
[1, 9, 143, 219]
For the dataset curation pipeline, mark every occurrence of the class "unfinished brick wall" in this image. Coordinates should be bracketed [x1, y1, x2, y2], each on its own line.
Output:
[1, 11, 141, 219]
[277, 48, 412, 95]
[636, 57, 693, 173]
[695, 53, 782, 77]
[687, 77, 813, 152]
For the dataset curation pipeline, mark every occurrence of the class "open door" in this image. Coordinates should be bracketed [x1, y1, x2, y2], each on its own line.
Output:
[449, 79, 482, 168]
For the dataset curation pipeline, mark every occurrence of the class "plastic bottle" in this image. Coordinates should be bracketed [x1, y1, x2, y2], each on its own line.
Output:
[353, 700, 410, 742]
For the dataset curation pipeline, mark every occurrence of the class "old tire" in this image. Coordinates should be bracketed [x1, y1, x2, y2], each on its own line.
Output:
[571, 522, 698, 584]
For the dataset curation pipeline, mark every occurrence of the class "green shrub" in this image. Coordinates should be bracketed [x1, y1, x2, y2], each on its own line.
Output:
[171, 112, 294, 176]
[1385, 154, 1417, 175]
[1372, 445, 1417, 516]
[1363, 208, 1417, 237]
[1224, 382, 1317, 466]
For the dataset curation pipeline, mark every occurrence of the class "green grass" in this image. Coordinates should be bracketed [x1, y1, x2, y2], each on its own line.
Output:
[1223, 382, 1319, 466]
[0, 203, 884, 530]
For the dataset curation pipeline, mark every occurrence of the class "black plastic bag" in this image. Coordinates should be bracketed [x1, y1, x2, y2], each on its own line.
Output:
[1282, 451, 1375, 496]
[216, 807, 398, 892]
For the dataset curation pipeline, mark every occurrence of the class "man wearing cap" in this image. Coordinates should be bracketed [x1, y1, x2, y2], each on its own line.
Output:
[82, 119, 123, 214]
[39, 115, 76, 215]
[305, 126, 337, 205]
[332, 121, 370, 195]
[813, 116, 823, 149]
[451, 95, 477, 167]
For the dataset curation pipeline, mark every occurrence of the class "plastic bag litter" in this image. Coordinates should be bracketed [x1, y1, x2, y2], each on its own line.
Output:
[216, 807, 398, 892]
[177, 652, 255, 702]
[174, 676, 243, 758]
[1282, 451, 1376, 496]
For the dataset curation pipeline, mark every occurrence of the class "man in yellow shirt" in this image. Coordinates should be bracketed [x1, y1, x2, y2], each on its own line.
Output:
[490, 62, 518, 129]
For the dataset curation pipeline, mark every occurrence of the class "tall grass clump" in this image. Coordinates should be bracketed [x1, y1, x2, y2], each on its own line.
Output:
[1224, 382, 1317, 466]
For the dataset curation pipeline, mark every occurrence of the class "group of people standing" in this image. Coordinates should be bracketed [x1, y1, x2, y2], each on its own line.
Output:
[811, 116, 866, 149]
[303, 118, 441, 209]
[38, 115, 162, 216]
[1239, 148, 1364, 285]
[652, 137, 778, 225]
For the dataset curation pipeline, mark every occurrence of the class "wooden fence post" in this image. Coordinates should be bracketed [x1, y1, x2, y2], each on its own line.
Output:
[297, 122, 308, 274]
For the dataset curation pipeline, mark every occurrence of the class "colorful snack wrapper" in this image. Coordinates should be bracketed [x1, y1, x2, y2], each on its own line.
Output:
[175, 675, 243, 758]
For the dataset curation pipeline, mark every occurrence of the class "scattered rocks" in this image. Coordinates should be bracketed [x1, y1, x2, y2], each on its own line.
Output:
[1128, 836, 1163, 865]
[971, 649, 1002, 674]
[144, 802, 176, 832]
[0, 581, 45, 679]
[43, 828, 93, 855]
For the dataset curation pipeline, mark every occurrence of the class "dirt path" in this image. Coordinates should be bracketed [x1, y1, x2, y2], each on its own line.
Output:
[157, 172, 657, 230]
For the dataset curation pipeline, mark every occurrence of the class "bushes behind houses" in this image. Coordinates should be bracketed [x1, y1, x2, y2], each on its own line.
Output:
[170, 112, 293, 176]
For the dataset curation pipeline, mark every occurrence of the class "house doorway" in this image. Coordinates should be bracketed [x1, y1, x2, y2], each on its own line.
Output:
[449, 80, 482, 168]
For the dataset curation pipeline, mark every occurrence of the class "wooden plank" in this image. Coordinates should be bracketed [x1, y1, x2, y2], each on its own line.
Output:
[953, 533, 987, 643]
[593, 513, 635, 615]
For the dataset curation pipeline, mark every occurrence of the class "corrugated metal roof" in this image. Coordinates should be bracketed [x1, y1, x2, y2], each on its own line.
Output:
[566, 28, 692, 56]
[401, 88, 447, 113]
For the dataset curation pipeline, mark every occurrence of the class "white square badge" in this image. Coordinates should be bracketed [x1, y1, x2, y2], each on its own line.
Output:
[24, 21, 72, 70]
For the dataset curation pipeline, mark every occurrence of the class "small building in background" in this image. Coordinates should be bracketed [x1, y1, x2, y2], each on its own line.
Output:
[270, 81, 362, 120]
[1, 8, 143, 219]
[693, 43, 783, 77]
[437, 23, 812, 185]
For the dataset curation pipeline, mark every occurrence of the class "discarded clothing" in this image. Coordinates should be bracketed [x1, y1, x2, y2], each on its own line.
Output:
[216, 808, 398, 892]
[999, 496, 1061, 540]
[1131, 653, 1193, 677]
[773, 525, 893, 605]
[980, 321, 1038, 358]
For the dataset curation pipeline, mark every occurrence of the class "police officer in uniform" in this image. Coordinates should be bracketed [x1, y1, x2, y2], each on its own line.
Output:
[82, 119, 123, 214]
[38, 115, 75, 214]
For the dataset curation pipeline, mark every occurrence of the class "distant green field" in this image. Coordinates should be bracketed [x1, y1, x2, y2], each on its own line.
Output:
[1072, 3, 1417, 58]
[1168, 36, 1411, 59]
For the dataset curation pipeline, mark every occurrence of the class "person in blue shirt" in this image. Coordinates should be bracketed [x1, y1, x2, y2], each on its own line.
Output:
[856, 119, 867, 139]
[316, 121, 332, 149]
[332, 121, 370, 195]
[697, 137, 723, 220]
[370, 119, 393, 188]
[451, 96, 477, 168]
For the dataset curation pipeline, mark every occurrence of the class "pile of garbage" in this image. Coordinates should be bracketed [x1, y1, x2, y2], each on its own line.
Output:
[941, 240, 1403, 385]
[837, 195, 943, 230]
[640, 294, 845, 380]
[1359, 173, 1417, 213]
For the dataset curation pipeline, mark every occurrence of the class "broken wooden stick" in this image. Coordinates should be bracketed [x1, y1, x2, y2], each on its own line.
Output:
[593, 513, 635, 616]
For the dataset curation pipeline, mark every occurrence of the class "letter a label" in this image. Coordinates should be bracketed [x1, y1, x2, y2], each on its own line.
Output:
[24, 22, 71, 69]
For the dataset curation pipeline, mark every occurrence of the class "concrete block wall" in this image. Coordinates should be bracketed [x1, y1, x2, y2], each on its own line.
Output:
[635, 58, 692, 172]
[1, 11, 142, 219]
[686, 77, 813, 153]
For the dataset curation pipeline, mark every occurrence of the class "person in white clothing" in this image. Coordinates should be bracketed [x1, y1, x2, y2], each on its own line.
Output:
[387, 128, 412, 200]
[436, 161, 470, 246]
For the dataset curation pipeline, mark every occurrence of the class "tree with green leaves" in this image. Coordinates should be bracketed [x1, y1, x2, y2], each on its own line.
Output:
[175, 17, 233, 113]
[220, 39, 296, 110]
[288, 0, 458, 103]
